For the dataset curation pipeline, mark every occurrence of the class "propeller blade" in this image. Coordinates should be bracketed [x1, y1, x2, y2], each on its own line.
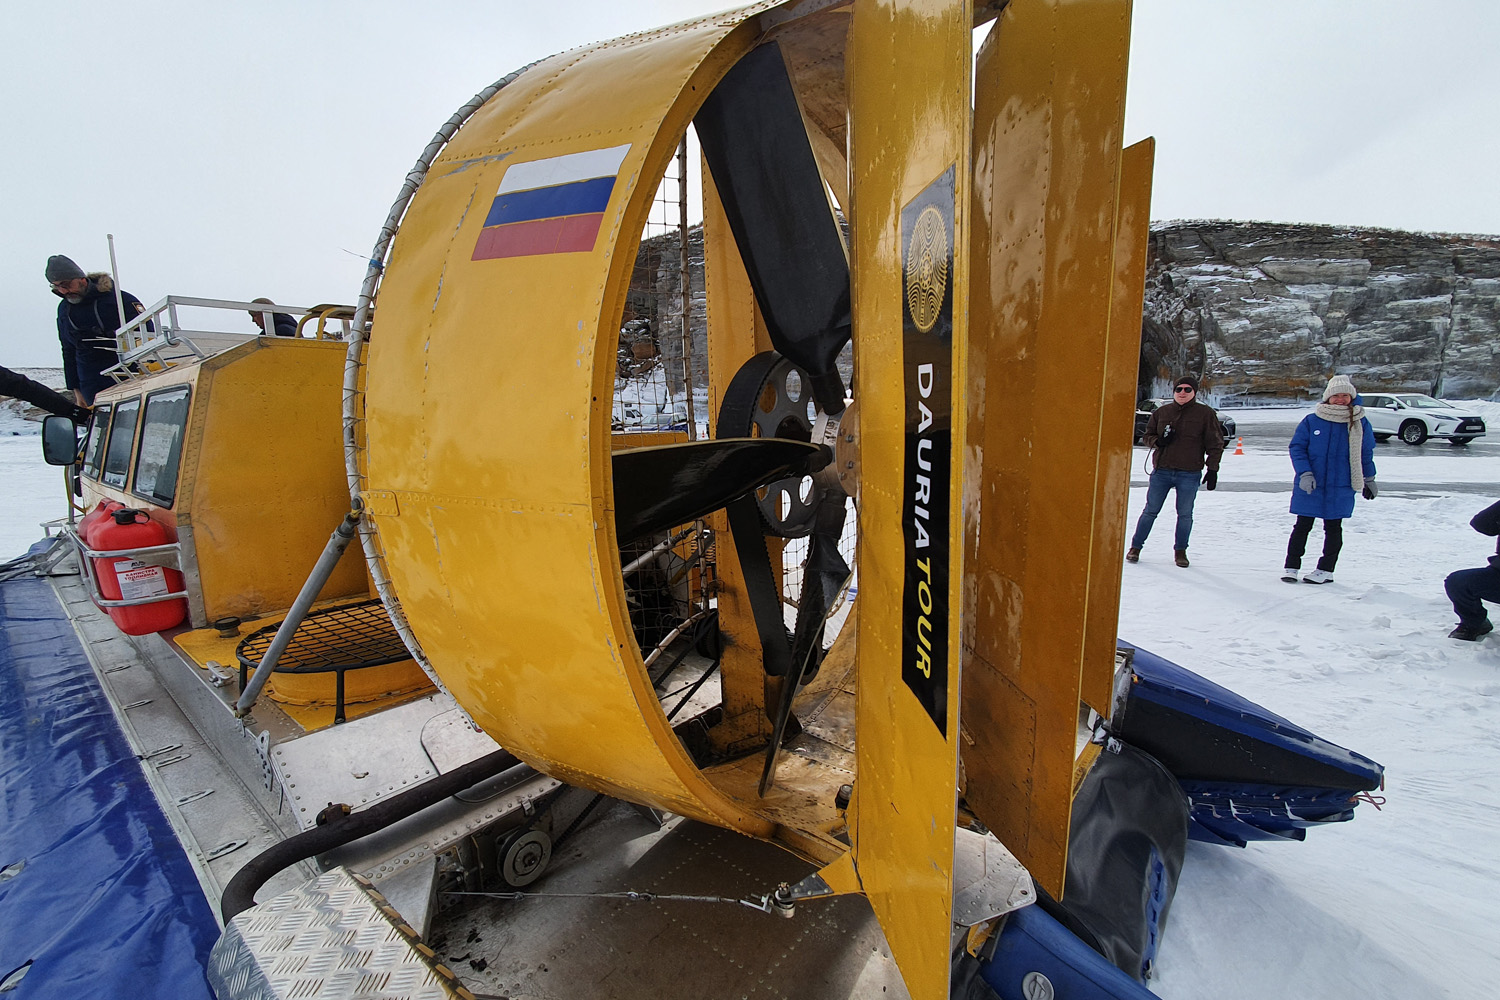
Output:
[758, 494, 851, 795]
[612, 438, 824, 544]
[695, 42, 851, 415]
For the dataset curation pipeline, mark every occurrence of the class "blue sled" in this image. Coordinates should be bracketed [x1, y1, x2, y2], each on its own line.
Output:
[967, 640, 1384, 997]
[1115, 640, 1385, 847]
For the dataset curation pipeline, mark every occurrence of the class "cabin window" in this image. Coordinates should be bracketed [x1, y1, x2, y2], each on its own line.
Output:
[82, 404, 112, 480]
[101, 397, 142, 489]
[132, 386, 192, 507]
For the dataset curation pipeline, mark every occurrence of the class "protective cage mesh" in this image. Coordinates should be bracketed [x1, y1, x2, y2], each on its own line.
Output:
[235, 599, 410, 673]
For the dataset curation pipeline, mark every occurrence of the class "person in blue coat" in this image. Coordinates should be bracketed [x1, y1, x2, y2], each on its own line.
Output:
[1281, 374, 1377, 584]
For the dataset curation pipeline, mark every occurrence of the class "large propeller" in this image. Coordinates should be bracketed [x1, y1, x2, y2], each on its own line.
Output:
[697, 43, 856, 794]
[611, 40, 857, 795]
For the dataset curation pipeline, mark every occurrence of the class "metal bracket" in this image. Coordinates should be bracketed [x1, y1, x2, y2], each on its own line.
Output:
[204, 839, 249, 862]
[952, 828, 1034, 927]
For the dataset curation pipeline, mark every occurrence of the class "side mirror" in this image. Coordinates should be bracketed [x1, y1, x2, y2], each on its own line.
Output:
[41, 415, 79, 466]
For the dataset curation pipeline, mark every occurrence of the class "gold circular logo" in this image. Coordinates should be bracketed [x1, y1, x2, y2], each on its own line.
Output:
[905, 206, 949, 334]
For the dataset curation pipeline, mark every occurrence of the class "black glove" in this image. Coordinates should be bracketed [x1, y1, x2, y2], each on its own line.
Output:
[1157, 423, 1175, 446]
[1203, 469, 1218, 490]
[1362, 480, 1377, 500]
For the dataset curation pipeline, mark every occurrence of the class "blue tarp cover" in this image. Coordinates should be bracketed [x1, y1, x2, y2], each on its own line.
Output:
[0, 550, 218, 996]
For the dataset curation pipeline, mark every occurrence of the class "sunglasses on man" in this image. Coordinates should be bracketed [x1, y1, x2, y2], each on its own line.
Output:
[1174, 385, 1195, 394]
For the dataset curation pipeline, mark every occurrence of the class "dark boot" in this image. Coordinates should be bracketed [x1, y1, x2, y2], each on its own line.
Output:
[1125, 548, 1140, 563]
[1449, 622, 1494, 641]
[1174, 550, 1190, 568]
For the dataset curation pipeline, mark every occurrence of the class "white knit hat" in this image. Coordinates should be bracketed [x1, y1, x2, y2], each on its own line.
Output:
[1322, 374, 1357, 401]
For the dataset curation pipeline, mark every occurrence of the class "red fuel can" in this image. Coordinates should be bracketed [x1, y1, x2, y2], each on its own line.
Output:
[76, 499, 121, 548]
[90, 507, 188, 635]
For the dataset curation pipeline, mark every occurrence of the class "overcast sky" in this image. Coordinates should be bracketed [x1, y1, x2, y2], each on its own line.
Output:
[3, 1, 1497, 367]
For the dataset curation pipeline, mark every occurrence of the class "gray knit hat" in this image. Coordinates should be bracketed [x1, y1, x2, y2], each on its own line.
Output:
[45, 255, 85, 283]
[1322, 374, 1358, 401]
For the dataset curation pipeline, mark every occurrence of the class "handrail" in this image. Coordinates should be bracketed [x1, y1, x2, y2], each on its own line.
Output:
[106, 295, 357, 382]
[61, 525, 190, 609]
[295, 303, 358, 341]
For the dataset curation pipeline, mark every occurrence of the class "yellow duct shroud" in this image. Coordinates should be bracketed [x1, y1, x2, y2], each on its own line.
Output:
[360, 5, 777, 833]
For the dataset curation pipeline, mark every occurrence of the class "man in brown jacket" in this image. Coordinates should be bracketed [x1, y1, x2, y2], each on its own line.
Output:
[1126, 375, 1224, 568]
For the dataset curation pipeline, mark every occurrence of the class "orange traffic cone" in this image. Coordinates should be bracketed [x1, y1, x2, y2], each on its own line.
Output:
[1233, 436, 1244, 455]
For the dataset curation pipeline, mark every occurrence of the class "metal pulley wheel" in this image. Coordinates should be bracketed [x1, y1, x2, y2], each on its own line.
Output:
[499, 829, 552, 888]
[734, 355, 827, 538]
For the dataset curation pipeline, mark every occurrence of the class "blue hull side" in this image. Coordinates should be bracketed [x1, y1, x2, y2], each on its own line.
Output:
[0, 548, 219, 997]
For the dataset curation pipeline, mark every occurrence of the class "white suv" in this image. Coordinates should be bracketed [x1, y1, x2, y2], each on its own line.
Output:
[1361, 392, 1487, 446]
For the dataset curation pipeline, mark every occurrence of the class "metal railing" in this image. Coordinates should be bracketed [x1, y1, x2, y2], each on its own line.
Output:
[105, 295, 358, 382]
[60, 524, 190, 609]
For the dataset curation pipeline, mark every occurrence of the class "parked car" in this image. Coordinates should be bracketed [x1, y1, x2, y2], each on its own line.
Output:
[615, 402, 689, 432]
[1359, 392, 1487, 445]
[1134, 398, 1236, 449]
[612, 405, 644, 430]
[639, 403, 690, 431]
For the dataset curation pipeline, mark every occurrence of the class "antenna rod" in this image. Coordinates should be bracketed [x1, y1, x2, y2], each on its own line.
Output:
[106, 235, 130, 354]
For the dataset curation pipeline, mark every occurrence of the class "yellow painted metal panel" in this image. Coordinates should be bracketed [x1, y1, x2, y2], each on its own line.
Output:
[848, 2, 972, 998]
[607, 430, 688, 450]
[1082, 137, 1154, 714]
[265, 659, 431, 708]
[362, 6, 783, 836]
[183, 339, 368, 624]
[962, 0, 1134, 897]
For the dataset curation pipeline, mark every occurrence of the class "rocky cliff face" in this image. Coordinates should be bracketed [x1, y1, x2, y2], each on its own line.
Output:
[622, 227, 708, 398]
[1143, 221, 1500, 401]
[625, 219, 1500, 405]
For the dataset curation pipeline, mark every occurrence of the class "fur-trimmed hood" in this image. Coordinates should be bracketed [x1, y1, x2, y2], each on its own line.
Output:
[52, 272, 116, 302]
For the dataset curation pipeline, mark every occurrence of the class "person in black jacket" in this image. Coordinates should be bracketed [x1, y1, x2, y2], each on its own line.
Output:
[1444, 500, 1500, 641]
[47, 254, 146, 406]
[1126, 375, 1225, 568]
[0, 365, 90, 421]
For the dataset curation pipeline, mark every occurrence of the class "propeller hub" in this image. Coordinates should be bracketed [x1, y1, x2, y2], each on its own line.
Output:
[820, 400, 858, 502]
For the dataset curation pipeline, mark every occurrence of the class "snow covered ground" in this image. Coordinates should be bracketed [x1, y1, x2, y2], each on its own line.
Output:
[1125, 405, 1500, 999]
[2, 402, 1496, 998]
[0, 407, 73, 557]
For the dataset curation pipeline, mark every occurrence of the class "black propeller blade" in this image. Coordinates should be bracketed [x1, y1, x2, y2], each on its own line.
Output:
[757, 493, 851, 795]
[695, 41, 851, 416]
[611, 438, 824, 545]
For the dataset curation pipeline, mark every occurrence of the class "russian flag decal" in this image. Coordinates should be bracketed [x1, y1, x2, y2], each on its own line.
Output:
[472, 144, 631, 261]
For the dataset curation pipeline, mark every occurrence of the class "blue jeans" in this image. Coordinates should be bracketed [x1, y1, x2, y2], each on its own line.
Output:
[1131, 469, 1201, 551]
[1444, 564, 1500, 629]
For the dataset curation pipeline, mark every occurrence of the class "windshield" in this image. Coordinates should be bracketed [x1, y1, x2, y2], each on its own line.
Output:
[1393, 395, 1449, 409]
